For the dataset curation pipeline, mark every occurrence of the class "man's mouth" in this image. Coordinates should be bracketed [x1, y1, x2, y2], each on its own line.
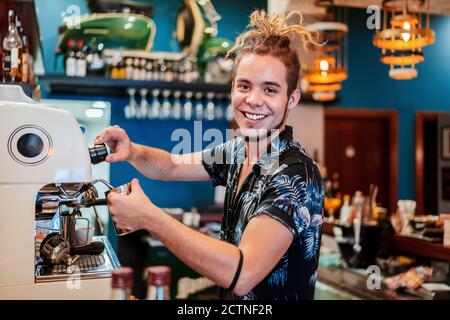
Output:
[242, 111, 269, 121]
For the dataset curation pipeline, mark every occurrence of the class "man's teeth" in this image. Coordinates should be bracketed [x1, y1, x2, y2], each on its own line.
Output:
[244, 112, 267, 120]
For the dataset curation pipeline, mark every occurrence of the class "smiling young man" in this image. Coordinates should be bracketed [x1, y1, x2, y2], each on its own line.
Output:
[95, 10, 324, 300]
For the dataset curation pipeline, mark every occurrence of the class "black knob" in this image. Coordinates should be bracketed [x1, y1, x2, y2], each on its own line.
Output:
[89, 143, 108, 165]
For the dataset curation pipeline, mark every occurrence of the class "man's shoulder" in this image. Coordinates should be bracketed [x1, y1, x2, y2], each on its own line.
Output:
[277, 141, 320, 175]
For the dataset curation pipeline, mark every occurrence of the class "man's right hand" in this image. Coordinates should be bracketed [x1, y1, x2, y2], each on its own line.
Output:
[94, 125, 133, 163]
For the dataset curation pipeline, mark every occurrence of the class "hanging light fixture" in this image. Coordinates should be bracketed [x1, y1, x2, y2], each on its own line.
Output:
[373, 0, 435, 80]
[301, 0, 348, 102]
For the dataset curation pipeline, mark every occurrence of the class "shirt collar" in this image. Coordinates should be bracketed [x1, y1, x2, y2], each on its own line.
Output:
[232, 126, 295, 171]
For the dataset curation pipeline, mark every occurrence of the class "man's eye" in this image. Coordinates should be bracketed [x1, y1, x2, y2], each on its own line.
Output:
[238, 84, 249, 90]
[265, 87, 278, 94]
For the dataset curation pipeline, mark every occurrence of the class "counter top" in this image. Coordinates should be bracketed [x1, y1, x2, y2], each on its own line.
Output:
[317, 266, 435, 300]
[322, 221, 450, 263]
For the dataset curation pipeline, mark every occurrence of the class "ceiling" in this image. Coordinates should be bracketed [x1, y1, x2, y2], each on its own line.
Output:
[281, 0, 450, 16]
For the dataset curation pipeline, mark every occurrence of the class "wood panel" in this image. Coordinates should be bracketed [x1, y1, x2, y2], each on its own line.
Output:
[415, 112, 446, 215]
[325, 108, 398, 213]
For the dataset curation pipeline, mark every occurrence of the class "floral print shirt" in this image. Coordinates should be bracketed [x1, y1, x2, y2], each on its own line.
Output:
[202, 126, 324, 300]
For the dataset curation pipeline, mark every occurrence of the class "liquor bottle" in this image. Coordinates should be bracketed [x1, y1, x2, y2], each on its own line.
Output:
[110, 267, 133, 300]
[331, 172, 342, 199]
[146, 266, 171, 300]
[132, 57, 140, 80]
[2, 10, 23, 83]
[15, 16, 27, 83]
[0, 50, 4, 82]
[125, 57, 133, 79]
[65, 39, 77, 77]
[75, 40, 86, 77]
[21, 34, 29, 83]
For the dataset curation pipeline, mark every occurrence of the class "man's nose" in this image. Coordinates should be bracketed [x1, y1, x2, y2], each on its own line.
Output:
[245, 89, 264, 107]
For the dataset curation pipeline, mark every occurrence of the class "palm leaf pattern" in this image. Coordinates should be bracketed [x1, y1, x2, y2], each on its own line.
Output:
[243, 290, 255, 300]
[268, 253, 289, 287]
[304, 175, 324, 216]
[303, 213, 323, 260]
[309, 271, 318, 287]
[269, 175, 309, 235]
[232, 219, 244, 245]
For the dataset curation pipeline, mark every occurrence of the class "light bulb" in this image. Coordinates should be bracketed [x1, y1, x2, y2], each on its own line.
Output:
[319, 59, 329, 71]
[401, 21, 411, 42]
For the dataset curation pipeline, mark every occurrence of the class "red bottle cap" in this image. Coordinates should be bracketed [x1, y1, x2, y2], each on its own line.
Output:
[67, 38, 75, 48]
[111, 267, 133, 289]
[147, 266, 171, 286]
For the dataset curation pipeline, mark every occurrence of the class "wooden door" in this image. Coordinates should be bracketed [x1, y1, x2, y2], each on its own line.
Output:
[325, 109, 398, 212]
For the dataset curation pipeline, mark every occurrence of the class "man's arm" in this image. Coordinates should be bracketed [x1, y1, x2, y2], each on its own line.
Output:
[143, 207, 293, 296]
[128, 143, 211, 181]
[95, 126, 211, 182]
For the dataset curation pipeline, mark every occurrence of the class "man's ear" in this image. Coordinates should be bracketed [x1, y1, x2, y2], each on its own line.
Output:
[287, 88, 301, 110]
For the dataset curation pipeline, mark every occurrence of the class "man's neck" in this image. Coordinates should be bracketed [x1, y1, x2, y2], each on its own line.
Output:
[244, 124, 285, 166]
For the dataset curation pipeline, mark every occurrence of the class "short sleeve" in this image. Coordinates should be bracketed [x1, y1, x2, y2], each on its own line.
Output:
[251, 162, 324, 238]
[201, 140, 233, 187]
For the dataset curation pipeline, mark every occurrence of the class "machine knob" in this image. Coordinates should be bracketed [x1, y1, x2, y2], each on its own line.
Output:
[89, 143, 108, 164]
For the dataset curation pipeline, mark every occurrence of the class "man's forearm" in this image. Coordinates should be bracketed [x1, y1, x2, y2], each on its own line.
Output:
[127, 143, 210, 182]
[128, 143, 176, 180]
[144, 207, 240, 290]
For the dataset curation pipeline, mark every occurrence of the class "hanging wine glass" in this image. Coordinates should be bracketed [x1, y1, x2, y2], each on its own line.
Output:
[225, 94, 234, 121]
[124, 88, 137, 119]
[172, 91, 182, 120]
[148, 89, 161, 119]
[160, 89, 171, 120]
[183, 91, 193, 121]
[138, 88, 149, 119]
[214, 93, 224, 121]
[204, 92, 215, 121]
[194, 92, 203, 121]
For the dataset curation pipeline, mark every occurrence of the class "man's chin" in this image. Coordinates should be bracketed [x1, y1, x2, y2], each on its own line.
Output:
[236, 127, 272, 140]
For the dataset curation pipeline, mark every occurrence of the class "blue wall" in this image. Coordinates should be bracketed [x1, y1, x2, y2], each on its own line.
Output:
[332, 8, 450, 200]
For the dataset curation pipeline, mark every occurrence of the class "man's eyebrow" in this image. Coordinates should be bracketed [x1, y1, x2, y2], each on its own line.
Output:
[264, 81, 281, 88]
[235, 78, 250, 83]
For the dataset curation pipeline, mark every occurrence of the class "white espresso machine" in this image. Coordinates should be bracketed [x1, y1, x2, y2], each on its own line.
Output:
[0, 85, 120, 299]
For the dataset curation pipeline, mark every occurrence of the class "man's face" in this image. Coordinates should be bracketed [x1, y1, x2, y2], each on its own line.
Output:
[231, 53, 300, 138]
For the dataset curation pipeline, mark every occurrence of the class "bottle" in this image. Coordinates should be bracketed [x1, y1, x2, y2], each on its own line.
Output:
[0, 50, 4, 82]
[132, 58, 140, 80]
[110, 267, 133, 300]
[351, 191, 364, 223]
[331, 172, 342, 199]
[339, 195, 352, 226]
[65, 39, 77, 77]
[75, 40, 86, 77]
[16, 16, 27, 83]
[146, 266, 171, 300]
[21, 35, 29, 83]
[2, 10, 23, 83]
[125, 57, 133, 79]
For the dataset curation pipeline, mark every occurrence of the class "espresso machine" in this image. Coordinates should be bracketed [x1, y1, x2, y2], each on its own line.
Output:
[0, 85, 120, 299]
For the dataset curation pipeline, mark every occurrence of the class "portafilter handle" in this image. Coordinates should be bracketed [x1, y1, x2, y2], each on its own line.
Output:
[89, 143, 108, 165]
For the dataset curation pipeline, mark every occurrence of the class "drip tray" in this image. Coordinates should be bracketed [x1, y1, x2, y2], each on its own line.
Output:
[35, 236, 121, 282]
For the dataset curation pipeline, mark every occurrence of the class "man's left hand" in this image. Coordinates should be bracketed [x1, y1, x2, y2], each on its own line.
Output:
[107, 178, 154, 232]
